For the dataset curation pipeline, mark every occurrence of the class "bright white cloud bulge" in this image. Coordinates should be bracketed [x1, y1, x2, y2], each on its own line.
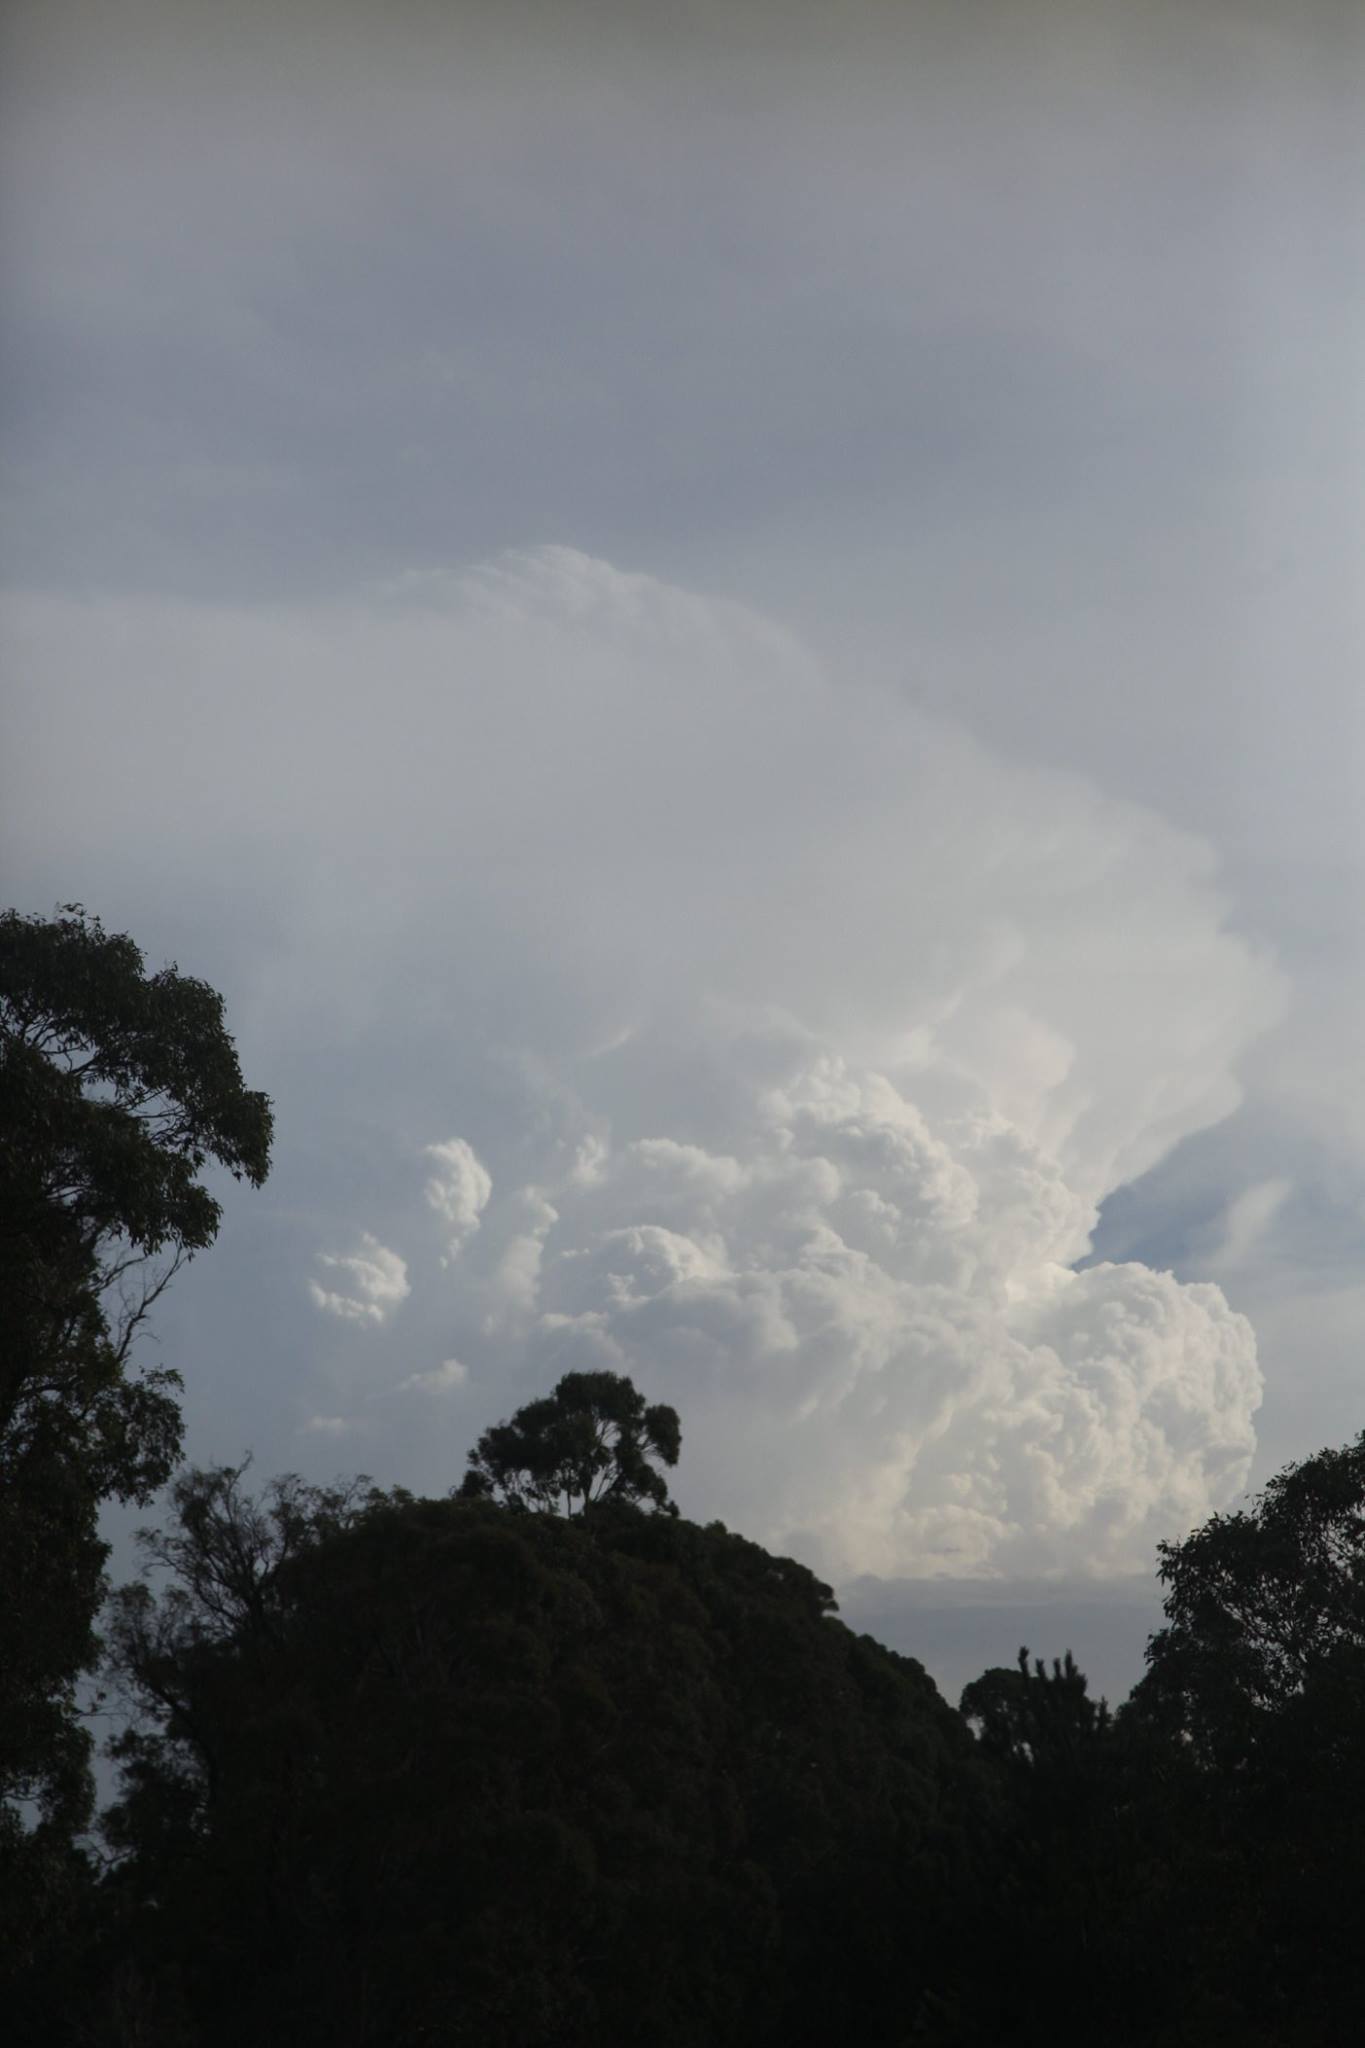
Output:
[424, 1138, 493, 1262]
[310, 1234, 410, 1324]
[2, 547, 1283, 1578]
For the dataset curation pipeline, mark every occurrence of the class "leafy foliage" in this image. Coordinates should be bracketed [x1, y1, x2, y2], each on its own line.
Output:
[942, 1436, 1365, 2047]
[93, 1471, 970, 2046]
[457, 1369, 682, 1516]
[960, 1645, 1110, 1764]
[1115, 1431, 1365, 2041]
[1132, 1427, 1365, 1761]
[0, 904, 271, 1966]
[16, 1394, 1365, 2046]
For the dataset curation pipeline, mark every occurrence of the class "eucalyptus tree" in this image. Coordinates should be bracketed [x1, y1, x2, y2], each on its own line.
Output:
[456, 1368, 682, 1516]
[0, 904, 271, 1914]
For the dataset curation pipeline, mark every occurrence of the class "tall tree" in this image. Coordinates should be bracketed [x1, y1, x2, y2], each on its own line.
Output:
[0, 904, 271, 1927]
[1131, 1428, 1365, 1764]
[457, 1369, 682, 1516]
[960, 1645, 1110, 1765]
[1120, 1432, 1365, 2042]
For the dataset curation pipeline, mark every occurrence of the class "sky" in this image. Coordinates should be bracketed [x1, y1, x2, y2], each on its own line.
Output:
[3, 0, 1363, 1706]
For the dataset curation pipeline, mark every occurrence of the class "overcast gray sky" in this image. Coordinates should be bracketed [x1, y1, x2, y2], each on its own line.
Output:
[3, 0, 1363, 1705]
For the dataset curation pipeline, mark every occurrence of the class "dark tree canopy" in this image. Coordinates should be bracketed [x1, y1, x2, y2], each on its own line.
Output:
[1, 903, 273, 1486]
[0, 904, 271, 1903]
[457, 1368, 682, 1516]
[960, 1646, 1110, 1766]
[1131, 1427, 1365, 1764]
[92, 1467, 969, 2048]
[19, 1411, 1365, 2046]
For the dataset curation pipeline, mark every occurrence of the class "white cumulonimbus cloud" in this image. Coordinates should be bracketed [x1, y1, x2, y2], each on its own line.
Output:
[310, 1234, 410, 1324]
[429, 1040, 1261, 1581]
[424, 1138, 492, 1262]
[4, 545, 1286, 1575]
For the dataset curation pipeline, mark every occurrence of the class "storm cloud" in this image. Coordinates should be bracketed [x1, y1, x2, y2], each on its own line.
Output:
[1, 547, 1281, 1578]
[3, 0, 1361, 1687]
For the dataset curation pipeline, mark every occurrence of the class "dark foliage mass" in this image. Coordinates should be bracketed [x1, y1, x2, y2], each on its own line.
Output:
[11, 1428, 1364, 2048]
[457, 1367, 682, 1516]
[5, 905, 1365, 2046]
[944, 1435, 1365, 2048]
[0, 906, 271, 2000]
[82, 1473, 971, 2047]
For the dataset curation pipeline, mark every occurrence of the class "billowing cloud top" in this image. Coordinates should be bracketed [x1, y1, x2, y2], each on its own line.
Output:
[424, 1138, 493, 1262]
[433, 1044, 1263, 1580]
[1, 547, 1282, 1577]
[310, 1234, 409, 1325]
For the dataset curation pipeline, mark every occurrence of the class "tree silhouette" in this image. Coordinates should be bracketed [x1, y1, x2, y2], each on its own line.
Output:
[456, 1368, 682, 1516]
[1131, 1428, 1365, 1764]
[97, 1464, 968, 2047]
[0, 903, 271, 1983]
[961, 1645, 1110, 1765]
[1118, 1431, 1365, 2041]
